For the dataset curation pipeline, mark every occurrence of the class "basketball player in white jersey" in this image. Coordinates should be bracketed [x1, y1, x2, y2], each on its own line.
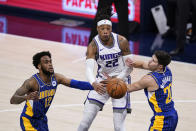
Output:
[78, 7, 133, 131]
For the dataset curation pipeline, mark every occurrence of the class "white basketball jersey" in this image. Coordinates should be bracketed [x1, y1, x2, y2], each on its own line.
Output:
[94, 32, 125, 78]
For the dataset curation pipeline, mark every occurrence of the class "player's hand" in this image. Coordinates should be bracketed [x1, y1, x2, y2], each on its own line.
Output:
[125, 58, 134, 67]
[100, 72, 113, 84]
[26, 91, 39, 100]
[92, 82, 106, 95]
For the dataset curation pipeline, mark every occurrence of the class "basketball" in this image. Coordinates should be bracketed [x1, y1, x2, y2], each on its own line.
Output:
[106, 78, 127, 99]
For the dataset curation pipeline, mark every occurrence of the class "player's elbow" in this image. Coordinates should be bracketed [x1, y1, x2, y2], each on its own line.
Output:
[10, 97, 14, 104]
[10, 96, 18, 104]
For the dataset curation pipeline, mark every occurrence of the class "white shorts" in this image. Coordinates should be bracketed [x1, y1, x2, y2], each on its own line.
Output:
[87, 75, 131, 109]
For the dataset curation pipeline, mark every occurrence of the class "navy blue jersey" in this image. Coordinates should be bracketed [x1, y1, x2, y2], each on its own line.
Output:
[144, 67, 175, 114]
[21, 73, 57, 119]
[144, 67, 178, 130]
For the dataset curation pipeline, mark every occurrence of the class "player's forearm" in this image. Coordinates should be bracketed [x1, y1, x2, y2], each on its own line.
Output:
[117, 66, 132, 80]
[117, 54, 133, 79]
[70, 79, 94, 90]
[127, 83, 142, 92]
[86, 59, 96, 84]
[133, 61, 149, 70]
[127, 85, 137, 92]
[133, 61, 144, 68]
[10, 95, 27, 104]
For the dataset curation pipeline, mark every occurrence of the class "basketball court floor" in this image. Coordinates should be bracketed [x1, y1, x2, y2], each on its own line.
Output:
[0, 33, 196, 131]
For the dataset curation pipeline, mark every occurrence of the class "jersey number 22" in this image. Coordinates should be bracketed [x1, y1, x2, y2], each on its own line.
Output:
[106, 59, 118, 67]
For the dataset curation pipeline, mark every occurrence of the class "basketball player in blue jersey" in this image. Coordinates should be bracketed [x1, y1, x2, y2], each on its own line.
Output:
[10, 51, 97, 131]
[125, 50, 178, 131]
[78, 7, 133, 131]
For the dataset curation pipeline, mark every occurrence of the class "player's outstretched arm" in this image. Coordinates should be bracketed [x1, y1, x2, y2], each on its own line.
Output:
[127, 75, 152, 92]
[125, 58, 150, 70]
[55, 73, 94, 90]
[10, 78, 39, 104]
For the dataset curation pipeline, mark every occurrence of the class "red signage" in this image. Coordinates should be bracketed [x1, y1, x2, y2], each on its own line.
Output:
[62, 27, 90, 46]
[0, 14, 139, 53]
[0, 0, 140, 22]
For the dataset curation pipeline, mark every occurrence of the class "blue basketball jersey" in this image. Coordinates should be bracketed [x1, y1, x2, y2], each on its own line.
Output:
[144, 67, 178, 131]
[144, 67, 175, 114]
[21, 73, 57, 119]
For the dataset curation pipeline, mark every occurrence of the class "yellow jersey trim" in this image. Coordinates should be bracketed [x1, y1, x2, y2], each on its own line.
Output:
[149, 93, 162, 113]
[25, 100, 33, 117]
[36, 73, 53, 86]
[22, 117, 37, 131]
[150, 115, 164, 131]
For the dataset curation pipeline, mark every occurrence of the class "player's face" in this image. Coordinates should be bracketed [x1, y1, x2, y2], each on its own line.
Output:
[97, 25, 112, 42]
[40, 56, 54, 75]
[148, 55, 159, 71]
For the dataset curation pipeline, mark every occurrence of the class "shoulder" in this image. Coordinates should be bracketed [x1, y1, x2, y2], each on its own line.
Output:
[54, 73, 71, 86]
[140, 75, 156, 87]
[166, 66, 171, 72]
[26, 76, 37, 86]
[141, 75, 159, 91]
[117, 35, 130, 55]
[54, 73, 62, 83]
[86, 40, 98, 59]
[88, 40, 97, 50]
[118, 35, 128, 45]
[54, 73, 67, 84]
[24, 76, 38, 91]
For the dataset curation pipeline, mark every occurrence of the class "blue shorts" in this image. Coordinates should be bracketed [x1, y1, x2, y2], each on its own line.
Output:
[20, 114, 48, 131]
[149, 110, 178, 131]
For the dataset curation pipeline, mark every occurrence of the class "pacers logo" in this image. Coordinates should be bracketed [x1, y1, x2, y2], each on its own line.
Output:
[52, 81, 57, 87]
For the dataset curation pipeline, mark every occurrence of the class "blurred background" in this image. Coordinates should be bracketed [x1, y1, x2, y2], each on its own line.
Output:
[0, 0, 196, 64]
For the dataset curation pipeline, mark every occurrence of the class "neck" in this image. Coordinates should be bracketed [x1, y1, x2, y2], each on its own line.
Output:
[101, 36, 113, 46]
[39, 72, 51, 84]
[156, 67, 164, 73]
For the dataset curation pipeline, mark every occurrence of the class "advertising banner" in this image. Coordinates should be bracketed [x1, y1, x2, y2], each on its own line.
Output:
[0, 0, 140, 22]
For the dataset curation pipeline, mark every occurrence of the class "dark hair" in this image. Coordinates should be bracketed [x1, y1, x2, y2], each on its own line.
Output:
[96, 6, 113, 22]
[33, 51, 51, 69]
[154, 50, 171, 68]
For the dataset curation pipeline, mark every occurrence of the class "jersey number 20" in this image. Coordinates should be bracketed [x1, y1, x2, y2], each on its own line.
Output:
[164, 83, 172, 104]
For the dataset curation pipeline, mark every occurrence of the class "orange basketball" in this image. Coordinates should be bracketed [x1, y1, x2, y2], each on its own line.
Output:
[106, 78, 127, 99]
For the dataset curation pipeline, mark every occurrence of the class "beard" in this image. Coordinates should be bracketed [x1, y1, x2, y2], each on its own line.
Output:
[41, 66, 54, 76]
[102, 35, 110, 42]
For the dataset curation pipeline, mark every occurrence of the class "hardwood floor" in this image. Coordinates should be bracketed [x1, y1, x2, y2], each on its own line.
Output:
[0, 33, 196, 131]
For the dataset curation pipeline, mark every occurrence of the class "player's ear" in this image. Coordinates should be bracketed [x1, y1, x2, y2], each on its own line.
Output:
[159, 64, 163, 69]
[38, 64, 41, 69]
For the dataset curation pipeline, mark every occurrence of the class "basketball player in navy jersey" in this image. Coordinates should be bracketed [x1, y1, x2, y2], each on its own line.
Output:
[10, 51, 97, 131]
[78, 7, 133, 131]
[126, 50, 178, 130]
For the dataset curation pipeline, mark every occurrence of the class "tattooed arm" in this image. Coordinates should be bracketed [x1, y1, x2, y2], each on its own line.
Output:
[10, 78, 39, 104]
[86, 40, 97, 59]
[116, 35, 133, 80]
[118, 35, 131, 56]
